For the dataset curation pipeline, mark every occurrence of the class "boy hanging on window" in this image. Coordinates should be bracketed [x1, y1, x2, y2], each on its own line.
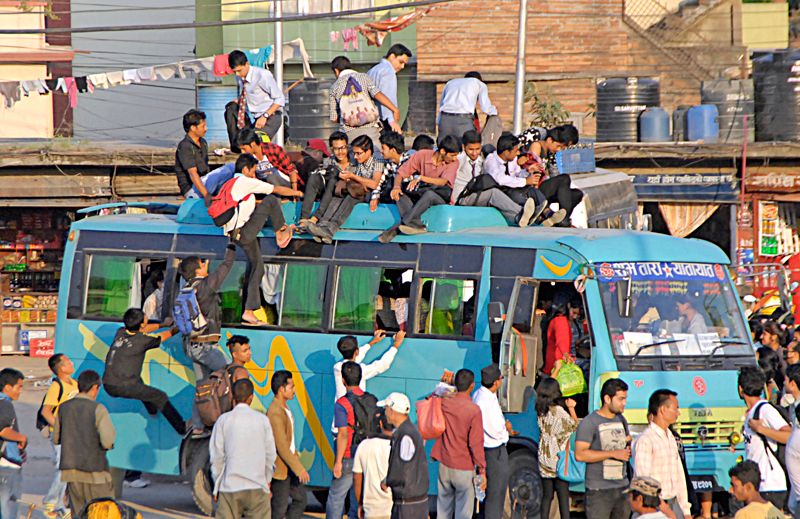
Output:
[103, 308, 186, 435]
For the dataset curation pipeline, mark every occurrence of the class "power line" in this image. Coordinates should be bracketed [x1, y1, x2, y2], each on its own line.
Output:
[0, 0, 449, 33]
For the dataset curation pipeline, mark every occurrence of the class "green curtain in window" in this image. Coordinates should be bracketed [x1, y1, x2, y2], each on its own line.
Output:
[216, 263, 246, 325]
[86, 256, 135, 317]
[334, 267, 381, 331]
[282, 264, 326, 328]
[428, 279, 465, 335]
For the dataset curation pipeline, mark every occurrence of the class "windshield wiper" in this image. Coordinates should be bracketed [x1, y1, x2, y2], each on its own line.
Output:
[704, 339, 750, 363]
[630, 339, 681, 363]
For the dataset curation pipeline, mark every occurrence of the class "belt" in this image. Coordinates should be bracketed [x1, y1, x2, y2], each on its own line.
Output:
[441, 111, 474, 119]
[393, 495, 428, 505]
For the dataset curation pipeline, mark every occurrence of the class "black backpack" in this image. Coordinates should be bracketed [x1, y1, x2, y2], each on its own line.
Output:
[753, 401, 791, 486]
[36, 378, 63, 431]
[345, 391, 380, 451]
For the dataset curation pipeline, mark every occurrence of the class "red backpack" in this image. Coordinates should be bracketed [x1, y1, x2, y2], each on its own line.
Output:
[207, 177, 251, 227]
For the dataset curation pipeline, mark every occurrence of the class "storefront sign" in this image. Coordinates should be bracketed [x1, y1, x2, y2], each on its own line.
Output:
[747, 170, 800, 193]
[758, 201, 779, 256]
[632, 173, 738, 202]
[29, 338, 54, 358]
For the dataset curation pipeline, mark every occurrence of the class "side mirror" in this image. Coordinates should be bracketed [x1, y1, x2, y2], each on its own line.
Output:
[488, 301, 505, 334]
[616, 278, 632, 318]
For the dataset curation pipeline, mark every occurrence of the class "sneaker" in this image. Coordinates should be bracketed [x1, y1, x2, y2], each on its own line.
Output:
[399, 223, 427, 235]
[541, 208, 567, 227]
[518, 198, 538, 227]
[379, 227, 399, 244]
[123, 477, 150, 488]
[296, 218, 312, 232]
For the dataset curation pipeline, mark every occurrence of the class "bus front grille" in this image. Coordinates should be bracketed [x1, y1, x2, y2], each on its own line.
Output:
[674, 420, 741, 446]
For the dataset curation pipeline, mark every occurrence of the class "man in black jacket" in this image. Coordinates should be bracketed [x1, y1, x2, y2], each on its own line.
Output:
[54, 370, 116, 516]
[380, 392, 429, 519]
[178, 242, 237, 434]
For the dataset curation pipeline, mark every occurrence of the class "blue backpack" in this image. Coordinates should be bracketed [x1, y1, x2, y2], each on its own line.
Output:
[173, 280, 208, 338]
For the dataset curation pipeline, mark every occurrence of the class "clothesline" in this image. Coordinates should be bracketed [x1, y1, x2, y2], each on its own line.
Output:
[330, 8, 432, 49]
[0, 38, 313, 110]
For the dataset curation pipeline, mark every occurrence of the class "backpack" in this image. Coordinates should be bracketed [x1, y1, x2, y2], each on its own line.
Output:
[173, 279, 208, 338]
[456, 174, 500, 204]
[80, 497, 142, 519]
[195, 365, 239, 427]
[345, 391, 380, 450]
[753, 401, 791, 487]
[36, 377, 63, 431]
[338, 76, 379, 128]
[207, 177, 251, 227]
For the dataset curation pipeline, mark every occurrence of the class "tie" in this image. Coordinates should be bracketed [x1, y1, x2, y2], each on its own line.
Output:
[471, 161, 476, 178]
[504, 162, 510, 175]
[236, 80, 248, 130]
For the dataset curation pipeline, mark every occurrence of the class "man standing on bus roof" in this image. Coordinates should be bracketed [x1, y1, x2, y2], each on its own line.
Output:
[367, 44, 412, 131]
[103, 308, 186, 436]
[333, 330, 405, 405]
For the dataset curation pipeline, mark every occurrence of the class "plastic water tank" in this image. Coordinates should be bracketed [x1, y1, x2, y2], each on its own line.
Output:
[639, 107, 670, 142]
[197, 84, 237, 145]
[596, 77, 660, 142]
[672, 106, 690, 141]
[753, 50, 800, 141]
[687, 105, 719, 142]
[287, 78, 340, 145]
[701, 79, 755, 143]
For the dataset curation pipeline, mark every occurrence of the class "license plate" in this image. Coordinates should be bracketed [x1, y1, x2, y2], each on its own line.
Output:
[689, 475, 719, 492]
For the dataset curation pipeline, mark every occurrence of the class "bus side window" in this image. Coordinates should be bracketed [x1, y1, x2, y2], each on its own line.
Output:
[84, 255, 165, 320]
[417, 278, 477, 338]
[279, 263, 327, 329]
[332, 266, 413, 332]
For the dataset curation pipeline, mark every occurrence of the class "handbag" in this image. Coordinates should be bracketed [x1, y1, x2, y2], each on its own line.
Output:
[415, 395, 446, 440]
[556, 434, 585, 483]
[554, 357, 587, 397]
[334, 179, 368, 200]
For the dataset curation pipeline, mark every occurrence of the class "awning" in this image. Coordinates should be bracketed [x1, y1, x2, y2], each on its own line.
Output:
[632, 173, 739, 203]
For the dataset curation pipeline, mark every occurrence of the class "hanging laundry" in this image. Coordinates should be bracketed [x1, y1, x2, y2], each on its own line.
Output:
[33, 80, 49, 94]
[122, 69, 140, 84]
[244, 46, 272, 69]
[0, 82, 21, 108]
[55, 77, 68, 93]
[357, 8, 432, 47]
[106, 71, 129, 87]
[136, 67, 156, 81]
[330, 31, 341, 43]
[75, 77, 89, 93]
[19, 81, 31, 96]
[44, 78, 58, 92]
[64, 77, 78, 108]
[87, 73, 109, 89]
[268, 38, 314, 78]
[341, 28, 359, 50]
[213, 54, 232, 77]
[154, 64, 179, 81]
[182, 57, 214, 75]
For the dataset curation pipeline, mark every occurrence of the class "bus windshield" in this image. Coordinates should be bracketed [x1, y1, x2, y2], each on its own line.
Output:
[596, 261, 752, 358]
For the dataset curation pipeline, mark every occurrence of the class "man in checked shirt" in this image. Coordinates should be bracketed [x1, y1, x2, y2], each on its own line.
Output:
[632, 389, 692, 519]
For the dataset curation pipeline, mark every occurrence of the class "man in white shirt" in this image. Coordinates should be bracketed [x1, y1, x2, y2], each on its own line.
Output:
[454, 130, 540, 227]
[472, 364, 513, 519]
[210, 379, 277, 519]
[438, 71, 497, 141]
[367, 44, 412, 130]
[353, 410, 394, 519]
[739, 366, 791, 511]
[633, 389, 691, 519]
[332, 330, 405, 405]
[216, 154, 301, 326]
[225, 50, 285, 149]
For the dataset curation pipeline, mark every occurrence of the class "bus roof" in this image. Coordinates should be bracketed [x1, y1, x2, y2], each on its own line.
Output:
[70, 208, 729, 266]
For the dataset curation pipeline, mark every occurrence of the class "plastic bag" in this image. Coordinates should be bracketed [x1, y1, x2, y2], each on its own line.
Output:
[415, 395, 445, 440]
[555, 359, 587, 397]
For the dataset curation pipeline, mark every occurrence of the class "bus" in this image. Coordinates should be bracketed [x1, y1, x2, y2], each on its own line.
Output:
[56, 199, 754, 516]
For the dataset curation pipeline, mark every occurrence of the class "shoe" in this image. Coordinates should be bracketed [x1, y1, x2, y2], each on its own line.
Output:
[296, 218, 311, 232]
[379, 227, 399, 244]
[399, 223, 427, 235]
[541, 208, 567, 227]
[123, 477, 150, 489]
[518, 198, 537, 227]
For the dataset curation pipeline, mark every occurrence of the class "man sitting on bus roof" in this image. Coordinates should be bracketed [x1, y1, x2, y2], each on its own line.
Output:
[236, 128, 301, 195]
[175, 109, 236, 203]
[103, 308, 186, 435]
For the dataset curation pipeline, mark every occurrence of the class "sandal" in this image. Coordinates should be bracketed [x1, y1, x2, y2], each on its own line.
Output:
[276, 226, 294, 249]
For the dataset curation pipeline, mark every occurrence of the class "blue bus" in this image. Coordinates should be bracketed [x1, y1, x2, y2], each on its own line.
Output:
[55, 199, 754, 516]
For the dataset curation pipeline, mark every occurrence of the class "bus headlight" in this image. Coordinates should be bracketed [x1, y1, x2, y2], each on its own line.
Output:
[729, 432, 742, 446]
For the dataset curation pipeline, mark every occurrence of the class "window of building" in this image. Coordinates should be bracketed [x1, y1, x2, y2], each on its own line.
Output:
[417, 278, 477, 337]
[332, 266, 413, 332]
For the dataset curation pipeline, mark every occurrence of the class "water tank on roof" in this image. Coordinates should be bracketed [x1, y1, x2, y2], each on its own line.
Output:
[701, 79, 755, 143]
[197, 84, 237, 145]
[687, 105, 719, 142]
[753, 50, 800, 141]
[287, 78, 340, 145]
[639, 107, 670, 142]
[596, 77, 660, 142]
[672, 105, 690, 141]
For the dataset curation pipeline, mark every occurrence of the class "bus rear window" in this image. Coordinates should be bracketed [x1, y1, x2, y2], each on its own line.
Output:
[417, 278, 477, 338]
[85, 255, 136, 318]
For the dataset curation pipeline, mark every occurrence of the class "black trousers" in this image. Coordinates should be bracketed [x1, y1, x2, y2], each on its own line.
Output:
[271, 473, 307, 519]
[224, 101, 283, 151]
[539, 175, 583, 216]
[104, 381, 185, 435]
[303, 172, 337, 220]
[397, 190, 448, 227]
[238, 196, 286, 311]
[585, 487, 630, 519]
[541, 477, 570, 519]
[483, 445, 509, 519]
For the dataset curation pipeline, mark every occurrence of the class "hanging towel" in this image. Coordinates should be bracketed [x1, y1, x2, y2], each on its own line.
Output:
[183, 58, 213, 75]
[0, 82, 21, 108]
[19, 81, 31, 96]
[341, 28, 359, 50]
[122, 69, 140, 84]
[87, 73, 109, 89]
[330, 31, 340, 42]
[75, 77, 89, 93]
[106, 71, 129, 86]
[45, 78, 58, 92]
[244, 46, 272, 68]
[270, 38, 314, 78]
[64, 77, 78, 108]
[154, 64, 179, 81]
[55, 77, 68, 93]
[213, 54, 232, 76]
[136, 67, 156, 81]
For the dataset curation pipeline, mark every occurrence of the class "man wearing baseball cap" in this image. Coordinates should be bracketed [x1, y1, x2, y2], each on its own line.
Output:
[625, 477, 669, 519]
[379, 392, 429, 518]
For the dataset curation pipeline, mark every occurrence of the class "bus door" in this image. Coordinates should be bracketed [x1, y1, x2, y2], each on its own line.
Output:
[499, 277, 539, 412]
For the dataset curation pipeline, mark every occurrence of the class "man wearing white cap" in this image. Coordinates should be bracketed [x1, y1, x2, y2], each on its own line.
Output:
[380, 392, 429, 519]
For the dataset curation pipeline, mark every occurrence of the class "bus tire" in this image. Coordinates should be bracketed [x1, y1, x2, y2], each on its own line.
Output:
[504, 449, 542, 519]
[187, 439, 215, 516]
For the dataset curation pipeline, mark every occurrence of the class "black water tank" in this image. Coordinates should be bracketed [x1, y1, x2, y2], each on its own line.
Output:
[287, 78, 339, 145]
[753, 50, 800, 141]
[701, 79, 755, 143]
[596, 77, 660, 142]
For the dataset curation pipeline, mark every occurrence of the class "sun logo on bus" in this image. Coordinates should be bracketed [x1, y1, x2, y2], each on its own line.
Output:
[714, 264, 725, 281]
[693, 376, 707, 396]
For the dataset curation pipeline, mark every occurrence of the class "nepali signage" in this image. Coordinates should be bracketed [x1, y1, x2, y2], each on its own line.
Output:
[747, 169, 800, 193]
[632, 173, 738, 202]
[596, 261, 727, 282]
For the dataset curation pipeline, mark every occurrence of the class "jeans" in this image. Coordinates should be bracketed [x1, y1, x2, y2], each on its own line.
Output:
[326, 457, 357, 519]
[43, 442, 67, 510]
[459, 189, 522, 224]
[317, 195, 361, 235]
[185, 341, 228, 430]
[0, 467, 21, 519]
[189, 163, 236, 198]
[483, 446, 509, 519]
[397, 190, 447, 227]
[104, 381, 186, 435]
[438, 113, 476, 142]
[271, 473, 307, 519]
[302, 172, 335, 219]
[541, 477, 570, 519]
[585, 487, 630, 519]
[437, 464, 474, 519]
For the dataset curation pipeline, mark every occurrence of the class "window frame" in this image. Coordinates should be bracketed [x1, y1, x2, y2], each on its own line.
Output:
[261, 259, 331, 333]
[411, 273, 479, 341]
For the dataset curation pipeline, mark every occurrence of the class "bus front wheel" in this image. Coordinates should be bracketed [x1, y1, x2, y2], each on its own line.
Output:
[505, 449, 542, 519]
[187, 438, 215, 516]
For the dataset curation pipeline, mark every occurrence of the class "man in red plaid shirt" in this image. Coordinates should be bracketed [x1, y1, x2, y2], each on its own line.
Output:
[237, 128, 301, 196]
